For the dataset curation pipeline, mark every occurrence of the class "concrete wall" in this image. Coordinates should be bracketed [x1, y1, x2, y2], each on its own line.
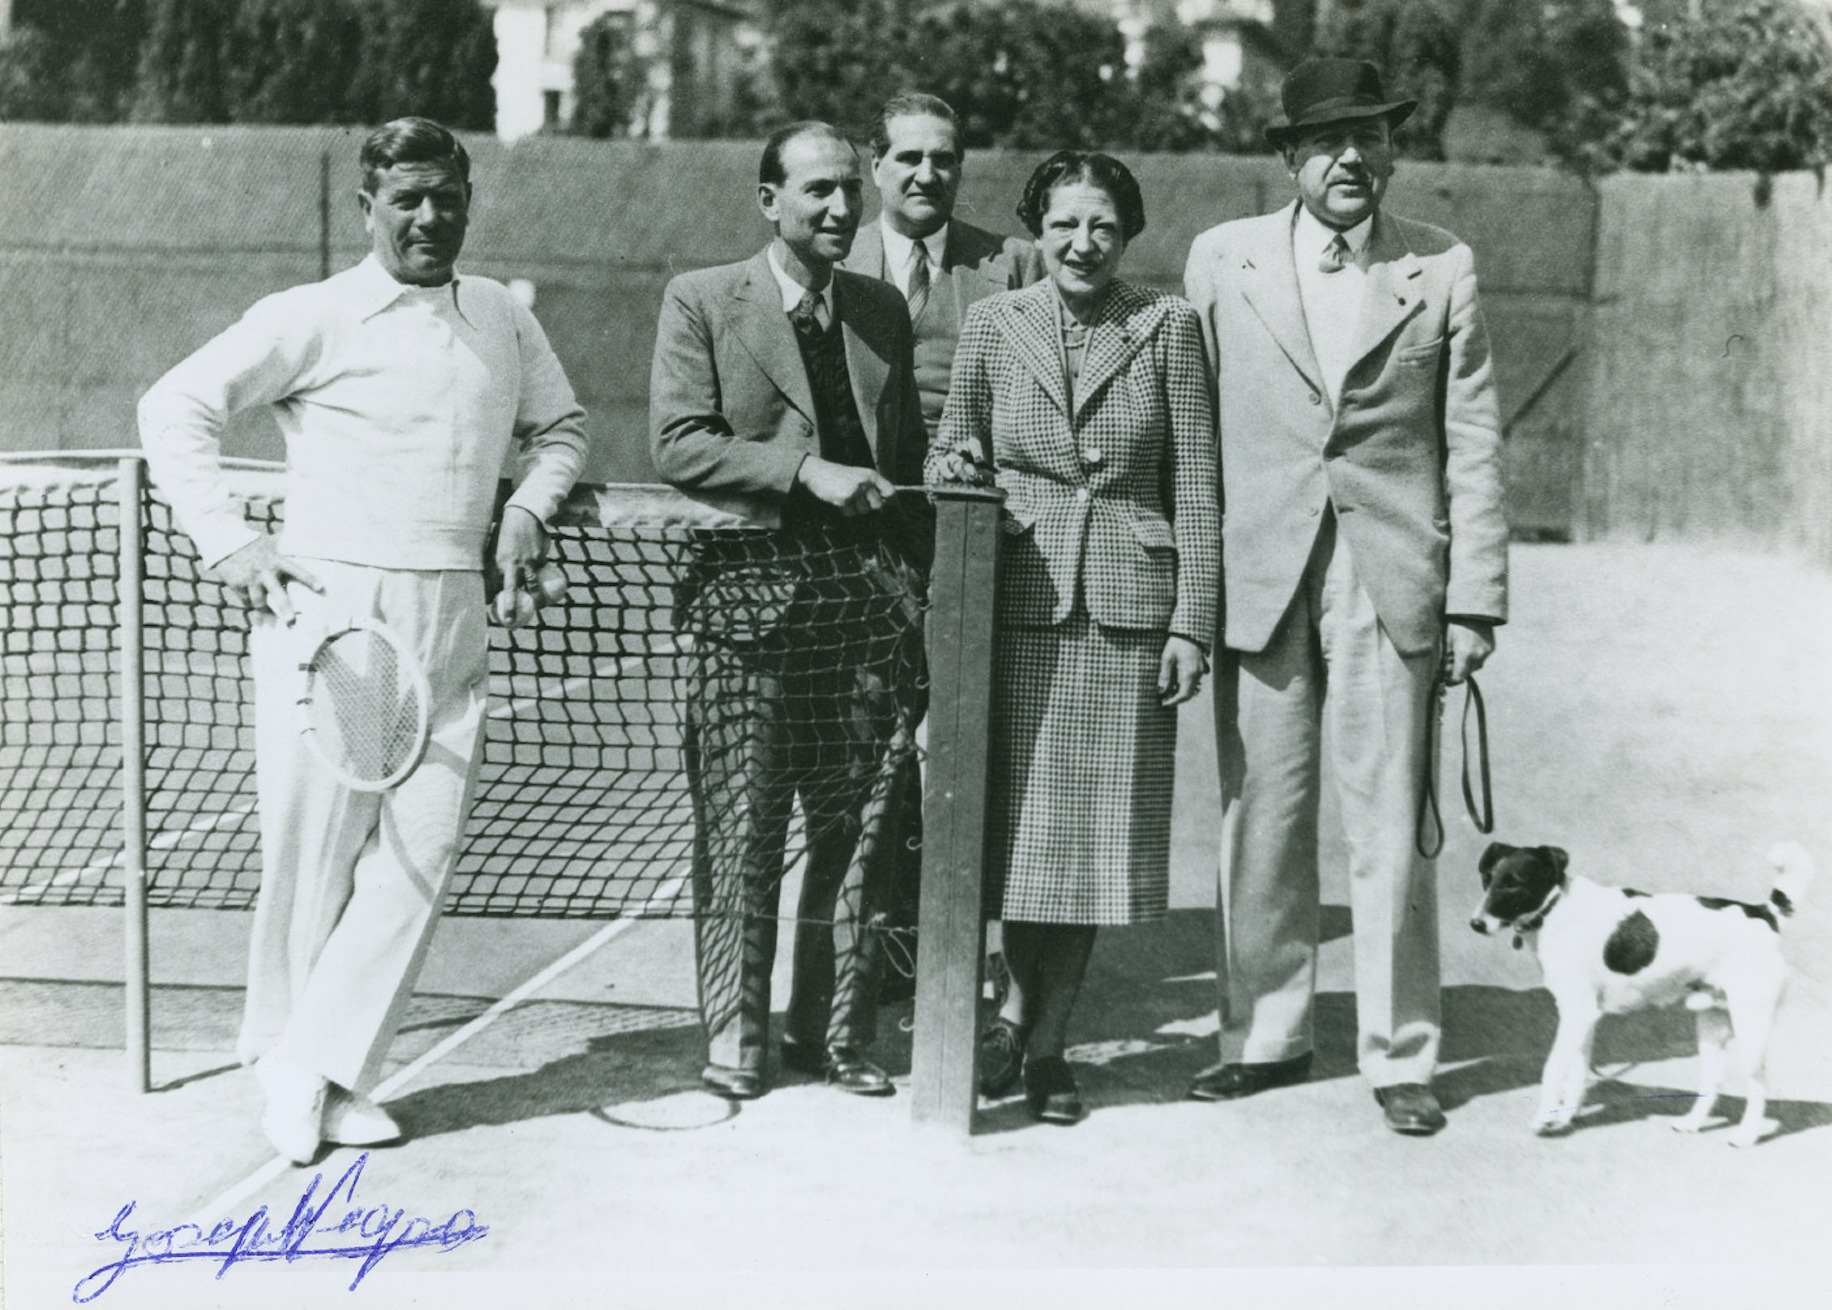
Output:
[1582, 171, 1832, 568]
[0, 123, 1597, 536]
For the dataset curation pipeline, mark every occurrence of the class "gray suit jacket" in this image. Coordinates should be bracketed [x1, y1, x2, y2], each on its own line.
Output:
[650, 247, 928, 525]
[1184, 201, 1508, 656]
[841, 217, 1044, 320]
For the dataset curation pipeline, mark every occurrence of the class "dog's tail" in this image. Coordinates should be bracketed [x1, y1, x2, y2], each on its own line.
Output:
[1767, 841, 1816, 921]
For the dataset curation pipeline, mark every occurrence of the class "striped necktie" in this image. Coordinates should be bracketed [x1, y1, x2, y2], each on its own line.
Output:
[906, 239, 931, 323]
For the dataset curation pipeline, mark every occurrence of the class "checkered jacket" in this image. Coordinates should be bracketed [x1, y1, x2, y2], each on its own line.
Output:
[929, 279, 1219, 645]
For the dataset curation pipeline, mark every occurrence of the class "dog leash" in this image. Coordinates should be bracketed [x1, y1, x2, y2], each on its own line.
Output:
[1415, 667, 1495, 859]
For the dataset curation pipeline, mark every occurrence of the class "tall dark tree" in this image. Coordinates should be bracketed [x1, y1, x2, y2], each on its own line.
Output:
[348, 0, 496, 131]
[1313, 0, 1461, 158]
[571, 10, 648, 137]
[225, 0, 363, 123]
[1, 0, 146, 121]
[131, 0, 234, 123]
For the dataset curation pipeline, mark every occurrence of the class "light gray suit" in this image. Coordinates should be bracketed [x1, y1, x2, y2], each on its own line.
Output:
[1185, 200, 1508, 1086]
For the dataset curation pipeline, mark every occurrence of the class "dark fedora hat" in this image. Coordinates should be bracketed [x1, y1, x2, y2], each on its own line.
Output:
[1265, 58, 1416, 147]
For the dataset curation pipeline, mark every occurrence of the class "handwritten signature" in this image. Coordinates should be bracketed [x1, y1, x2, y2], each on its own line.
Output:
[74, 1152, 487, 1301]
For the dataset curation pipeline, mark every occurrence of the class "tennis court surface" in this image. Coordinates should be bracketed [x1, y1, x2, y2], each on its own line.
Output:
[3, 540, 1830, 1310]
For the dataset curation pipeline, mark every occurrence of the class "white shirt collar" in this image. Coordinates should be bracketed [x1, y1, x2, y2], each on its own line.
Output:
[1294, 204, 1374, 262]
[349, 253, 473, 324]
[765, 245, 832, 317]
[880, 218, 947, 280]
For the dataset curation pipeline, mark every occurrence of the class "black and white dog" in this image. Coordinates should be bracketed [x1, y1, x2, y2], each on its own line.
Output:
[1471, 841, 1815, 1147]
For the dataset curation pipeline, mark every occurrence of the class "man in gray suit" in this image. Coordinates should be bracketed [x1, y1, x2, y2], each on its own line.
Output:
[1183, 59, 1509, 1136]
[650, 121, 929, 1102]
[841, 92, 1044, 996]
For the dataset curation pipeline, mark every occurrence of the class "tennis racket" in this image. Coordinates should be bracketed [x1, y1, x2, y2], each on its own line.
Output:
[490, 561, 569, 629]
[295, 618, 432, 791]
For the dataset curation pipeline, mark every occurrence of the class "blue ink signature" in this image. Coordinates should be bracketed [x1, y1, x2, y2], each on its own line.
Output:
[73, 1152, 487, 1301]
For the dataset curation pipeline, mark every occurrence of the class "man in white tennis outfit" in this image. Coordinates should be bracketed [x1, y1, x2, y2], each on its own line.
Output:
[137, 118, 587, 1164]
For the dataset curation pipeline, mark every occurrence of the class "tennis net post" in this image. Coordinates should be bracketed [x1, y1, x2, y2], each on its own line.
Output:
[909, 485, 1003, 1136]
[119, 456, 152, 1094]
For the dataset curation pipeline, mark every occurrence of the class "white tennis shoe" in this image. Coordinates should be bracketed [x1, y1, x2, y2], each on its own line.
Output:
[324, 1086, 403, 1147]
[255, 1053, 327, 1165]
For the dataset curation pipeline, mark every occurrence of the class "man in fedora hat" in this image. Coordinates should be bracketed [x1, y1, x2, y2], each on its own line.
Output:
[1182, 58, 1508, 1135]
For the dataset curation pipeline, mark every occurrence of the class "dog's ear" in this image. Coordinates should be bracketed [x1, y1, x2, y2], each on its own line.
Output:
[1479, 842, 1511, 877]
[1540, 846, 1570, 875]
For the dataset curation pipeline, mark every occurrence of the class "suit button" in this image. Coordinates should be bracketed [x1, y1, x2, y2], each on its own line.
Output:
[1076, 488, 1090, 503]
[1308, 505, 1320, 516]
[1308, 392, 1322, 405]
[1082, 447, 1103, 465]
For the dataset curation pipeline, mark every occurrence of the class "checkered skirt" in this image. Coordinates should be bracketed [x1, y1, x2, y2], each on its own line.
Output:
[988, 611, 1177, 925]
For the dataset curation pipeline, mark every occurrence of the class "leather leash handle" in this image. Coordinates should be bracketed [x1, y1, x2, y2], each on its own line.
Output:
[1416, 669, 1494, 859]
[1459, 675, 1494, 835]
[1416, 663, 1449, 859]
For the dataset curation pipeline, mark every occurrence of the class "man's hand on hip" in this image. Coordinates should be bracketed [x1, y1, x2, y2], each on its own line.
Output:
[494, 505, 549, 597]
[211, 534, 323, 622]
[796, 456, 895, 516]
[1445, 617, 1496, 683]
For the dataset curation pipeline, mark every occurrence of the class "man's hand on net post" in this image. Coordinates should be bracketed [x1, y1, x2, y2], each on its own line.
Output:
[795, 456, 896, 516]
[211, 534, 323, 622]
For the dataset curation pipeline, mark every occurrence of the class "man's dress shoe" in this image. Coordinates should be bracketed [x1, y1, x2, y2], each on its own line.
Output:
[1187, 1052, 1313, 1102]
[1374, 1083, 1446, 1136]
[781, 1039, 894, 1096]
[700, 1063, 766, 1100]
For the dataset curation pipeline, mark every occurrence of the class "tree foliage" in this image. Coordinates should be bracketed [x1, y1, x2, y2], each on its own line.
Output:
[1584, 0, 1832, 172]
[571, 12, 650, 138]
[347, 0, 496, 130]
[224, 0, 364, 124]
[1, 0, 147, 122]
[1, 0, 493, 129]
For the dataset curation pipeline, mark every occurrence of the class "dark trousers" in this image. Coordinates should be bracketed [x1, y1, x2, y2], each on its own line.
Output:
[681, 530, 923, 1072]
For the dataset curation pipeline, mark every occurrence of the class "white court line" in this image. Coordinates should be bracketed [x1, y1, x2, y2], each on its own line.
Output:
[15, 802, 256, 897]
[180, 871, 688, 1231]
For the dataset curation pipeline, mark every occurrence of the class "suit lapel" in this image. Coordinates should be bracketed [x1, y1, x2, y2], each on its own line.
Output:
[835, 273, 887, 459]
[847, 221, 888, 279]
[993, 280, 1070, 417]
[729, 250, 816, 425]
[1345, 214, 1424, 369]
[1237, 202, 1325, 395]
[1071, 283, 1162, 420]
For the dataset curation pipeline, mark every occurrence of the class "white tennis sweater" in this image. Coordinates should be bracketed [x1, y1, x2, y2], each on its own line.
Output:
[138, 255, 588, 570]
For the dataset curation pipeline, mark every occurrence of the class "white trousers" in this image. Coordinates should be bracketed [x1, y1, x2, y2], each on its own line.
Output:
[237, 561, 489, 1094]
[1213, 513, 1441, 1087]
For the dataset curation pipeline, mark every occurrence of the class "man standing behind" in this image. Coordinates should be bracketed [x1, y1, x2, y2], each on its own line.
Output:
[1183, 60, 1508, 1135]
[139, 118, 587, 1163]
[650, 122, 929, 1101]
[841, 92, 1043, 993]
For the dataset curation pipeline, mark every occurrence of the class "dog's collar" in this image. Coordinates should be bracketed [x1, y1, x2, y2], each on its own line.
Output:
[1511, 885, 1564, 949]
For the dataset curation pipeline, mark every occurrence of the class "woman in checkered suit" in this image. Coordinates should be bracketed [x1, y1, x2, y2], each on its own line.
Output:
[925, 151, 1219, 1124]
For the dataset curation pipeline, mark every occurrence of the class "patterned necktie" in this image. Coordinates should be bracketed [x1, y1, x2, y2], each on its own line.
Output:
[791, 289, 824, 332]
[1319, 233, 1351, 274]
[906, 239, 931, 323]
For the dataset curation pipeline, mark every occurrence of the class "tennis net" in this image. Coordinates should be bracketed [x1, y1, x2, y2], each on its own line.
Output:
[0, 455, 925, 920]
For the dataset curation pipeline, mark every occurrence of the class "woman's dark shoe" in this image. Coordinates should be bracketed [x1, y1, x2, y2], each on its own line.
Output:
[978, 1018, 1026, 1099]
[1022, 1054, 1086, 1126]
